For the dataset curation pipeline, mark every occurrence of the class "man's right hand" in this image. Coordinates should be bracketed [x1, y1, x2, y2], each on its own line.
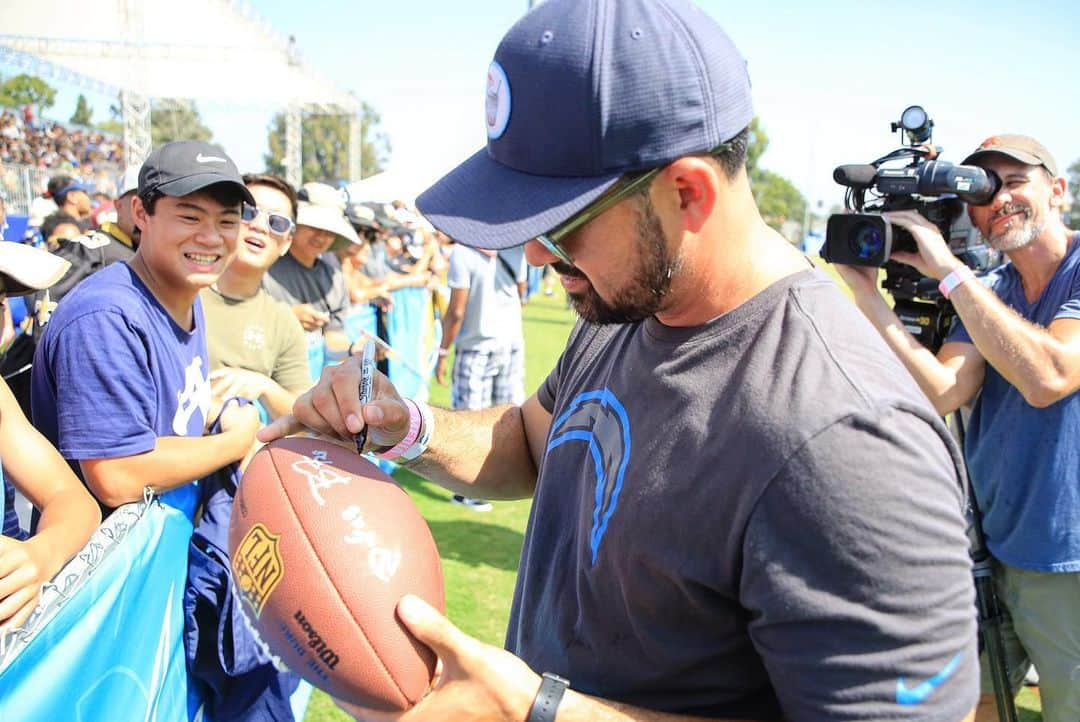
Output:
[258, 357, 413, 452]
[293, 303, 330, 331]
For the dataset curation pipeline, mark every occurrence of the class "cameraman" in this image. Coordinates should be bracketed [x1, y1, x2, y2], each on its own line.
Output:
[835, 135, 1079, 722]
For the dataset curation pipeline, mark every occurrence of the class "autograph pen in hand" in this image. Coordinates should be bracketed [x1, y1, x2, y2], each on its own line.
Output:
[355, 340, 376, 454]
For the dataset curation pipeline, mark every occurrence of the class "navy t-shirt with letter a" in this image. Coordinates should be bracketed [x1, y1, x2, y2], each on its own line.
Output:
[31, 261, 211, 515]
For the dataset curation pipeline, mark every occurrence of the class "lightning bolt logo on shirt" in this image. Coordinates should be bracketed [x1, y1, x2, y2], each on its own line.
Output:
[547, 388, 631, 565]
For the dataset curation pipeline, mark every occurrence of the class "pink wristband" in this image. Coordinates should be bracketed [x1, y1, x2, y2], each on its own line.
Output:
[938, 266, 975, 299]
[377, 399, 422, 460]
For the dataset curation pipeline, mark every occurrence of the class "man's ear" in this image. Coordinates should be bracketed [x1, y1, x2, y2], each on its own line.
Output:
[661, 156, 720, 234]
[131, 195, 150, 233]
[1049, 173, 1067, 209]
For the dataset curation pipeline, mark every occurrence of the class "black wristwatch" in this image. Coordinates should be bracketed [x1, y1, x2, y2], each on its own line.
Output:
[525, 672, 569, 722]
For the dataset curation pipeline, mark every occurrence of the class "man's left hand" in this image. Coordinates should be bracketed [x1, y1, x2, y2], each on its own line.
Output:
[883, 210, 963, 280]
[335, 595, 539, 722]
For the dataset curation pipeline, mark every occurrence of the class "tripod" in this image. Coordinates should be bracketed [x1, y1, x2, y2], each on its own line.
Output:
[951, 411, 1018, 722]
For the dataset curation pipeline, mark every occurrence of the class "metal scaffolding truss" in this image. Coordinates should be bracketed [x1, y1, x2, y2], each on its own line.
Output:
[0, 0, 361, 182]
[0, 45, 120, 97]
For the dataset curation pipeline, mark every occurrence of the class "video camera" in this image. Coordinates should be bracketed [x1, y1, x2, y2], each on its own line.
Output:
[821, 105, 1004, 350]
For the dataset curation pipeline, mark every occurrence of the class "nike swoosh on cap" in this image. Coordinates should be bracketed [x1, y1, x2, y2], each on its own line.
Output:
[195, 153, 227, 163]
[895, 651, 964, 705]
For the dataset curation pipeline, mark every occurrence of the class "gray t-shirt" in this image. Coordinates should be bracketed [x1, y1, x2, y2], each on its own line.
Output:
[513, 268, 978, 720]
[447, 245, 525, 351]
[262, 252, 350, 333]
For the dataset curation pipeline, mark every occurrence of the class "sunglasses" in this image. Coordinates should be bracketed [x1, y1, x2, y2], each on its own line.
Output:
[534, 142, 731, 267]
[241, 203, 294, 236]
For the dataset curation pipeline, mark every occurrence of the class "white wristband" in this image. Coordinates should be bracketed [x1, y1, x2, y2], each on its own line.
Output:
[401, 399, 434, 462]
[938, 266, 975, 299]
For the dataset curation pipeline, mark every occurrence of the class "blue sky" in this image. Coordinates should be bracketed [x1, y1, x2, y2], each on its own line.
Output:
[16, 0, 1080, 208]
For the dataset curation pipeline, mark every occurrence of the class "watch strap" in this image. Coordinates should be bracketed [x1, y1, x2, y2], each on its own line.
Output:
[525, 672, 569, 722]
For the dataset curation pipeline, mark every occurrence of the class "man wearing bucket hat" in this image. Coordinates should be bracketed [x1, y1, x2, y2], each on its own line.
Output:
[836, 134, 1080, 722]
[263, 182, 358, 340]
[32, 140, 261, 512]
[264, 1, 978, 719]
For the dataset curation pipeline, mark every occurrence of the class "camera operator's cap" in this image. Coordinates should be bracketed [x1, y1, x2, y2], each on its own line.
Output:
[138, 140, 255, 206]
[0, 241, 71, 297]
[963, 134, 1059, 177]
[416, 0, 753, 250]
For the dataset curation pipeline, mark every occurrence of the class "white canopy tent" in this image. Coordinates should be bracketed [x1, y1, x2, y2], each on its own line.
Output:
[0, 0, 361, 186]
[345, 167, 449, 208]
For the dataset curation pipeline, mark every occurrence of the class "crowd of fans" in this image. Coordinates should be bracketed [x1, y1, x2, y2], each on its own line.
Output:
[0, 109, 124, 172]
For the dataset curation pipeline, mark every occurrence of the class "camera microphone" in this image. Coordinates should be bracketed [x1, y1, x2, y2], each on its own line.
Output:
[833, 164, 878, 188]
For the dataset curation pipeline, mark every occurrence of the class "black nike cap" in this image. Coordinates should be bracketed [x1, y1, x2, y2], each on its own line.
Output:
[138, 140, 254, 205]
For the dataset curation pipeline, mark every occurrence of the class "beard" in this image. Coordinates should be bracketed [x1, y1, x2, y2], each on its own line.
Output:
[557, 194, 680, 325]
[985, 202, 1043, 252]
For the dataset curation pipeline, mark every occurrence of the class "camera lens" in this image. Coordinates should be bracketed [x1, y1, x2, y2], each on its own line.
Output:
[848, 221, 884, 261]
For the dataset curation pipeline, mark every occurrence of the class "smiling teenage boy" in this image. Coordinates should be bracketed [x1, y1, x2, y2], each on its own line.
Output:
[31, 140, 261, 514]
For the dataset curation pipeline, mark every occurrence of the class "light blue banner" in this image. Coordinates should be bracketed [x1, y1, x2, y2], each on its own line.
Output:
[0, 497, 200, 722]
[385, 286, 432, 400]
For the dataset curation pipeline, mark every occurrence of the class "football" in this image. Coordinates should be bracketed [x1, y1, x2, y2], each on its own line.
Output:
[228, 437, 444, 711]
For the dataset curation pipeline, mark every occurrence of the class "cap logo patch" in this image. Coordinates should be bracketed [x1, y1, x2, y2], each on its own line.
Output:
[195, 153, 228, 164]
[979, 136, 1001, 150]
[485, 60, 512, 140]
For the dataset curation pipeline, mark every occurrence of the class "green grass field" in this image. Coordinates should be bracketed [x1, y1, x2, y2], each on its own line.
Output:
[303, 282, 1043, 721]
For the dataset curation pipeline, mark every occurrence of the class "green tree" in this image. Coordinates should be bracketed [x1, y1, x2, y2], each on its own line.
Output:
[746, 116, 768, 176]
[1067, 158, 1080, 231]
[265, 101, 390, 183]
[0, 74, 57, 117]
[150, 100, 213, 145]
[70, 94, 94, 126]
[745, 116, 807, 235]
[754, 169, 807, 233]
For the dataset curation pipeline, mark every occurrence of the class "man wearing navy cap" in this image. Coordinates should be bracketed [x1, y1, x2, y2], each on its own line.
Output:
[44, 166, 142, 305]
[32, 140, 261, 515]
[265, 1, 978, 720]
[837, 134, 1080, 722]
[45, 174, 93, 231]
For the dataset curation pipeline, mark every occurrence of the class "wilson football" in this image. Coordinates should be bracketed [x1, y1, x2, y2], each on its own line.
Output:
[228, 437, 444, 710]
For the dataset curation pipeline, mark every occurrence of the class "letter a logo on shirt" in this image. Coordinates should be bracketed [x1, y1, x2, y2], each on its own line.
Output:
[173, 356, 211, 435]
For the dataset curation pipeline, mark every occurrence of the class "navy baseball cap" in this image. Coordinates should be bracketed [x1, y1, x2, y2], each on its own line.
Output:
[138, 140, 255, 206]
[416, 0, 753, 249]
